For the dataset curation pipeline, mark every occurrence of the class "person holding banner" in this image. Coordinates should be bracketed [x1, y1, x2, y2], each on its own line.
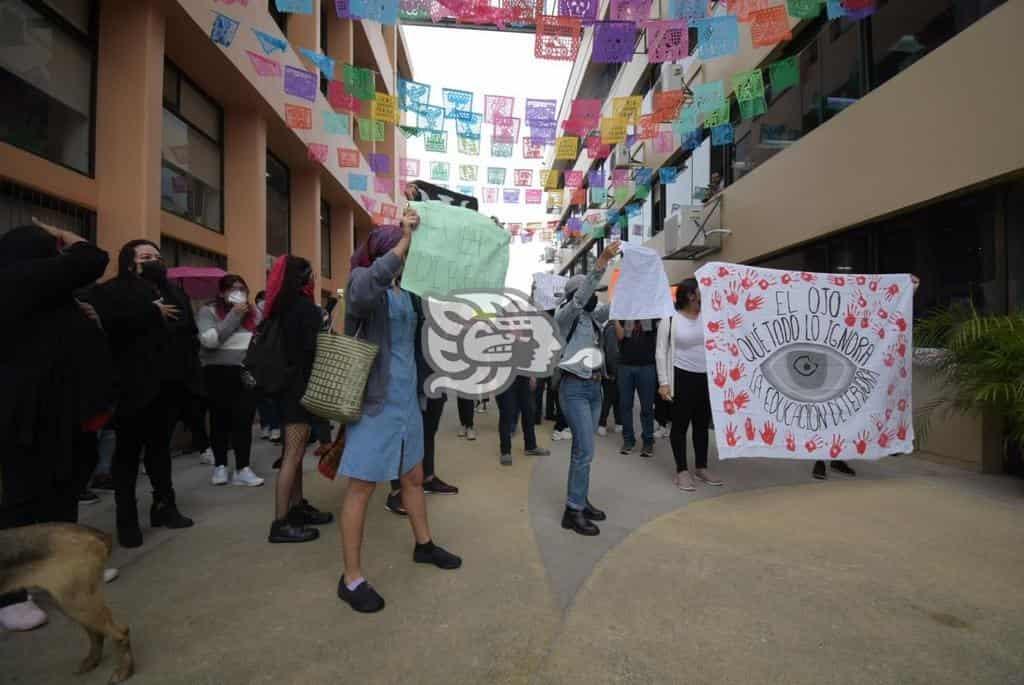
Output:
[337, 210, 462, 614]
[656, 279, 723, 492]
[555, 241, 621, 536]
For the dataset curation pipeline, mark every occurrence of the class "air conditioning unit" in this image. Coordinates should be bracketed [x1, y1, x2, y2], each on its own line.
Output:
[661, 202, 728, 261]
[612, 144, 631, 168]
[661, 63, 685, 92]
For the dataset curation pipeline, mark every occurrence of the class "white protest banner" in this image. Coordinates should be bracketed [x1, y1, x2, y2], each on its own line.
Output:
[533, 272, 568, 311]
[694, 262, 915, 460]
[609, 242, 676, 321]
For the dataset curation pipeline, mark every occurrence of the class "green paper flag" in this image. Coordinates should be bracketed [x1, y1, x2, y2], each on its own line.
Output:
[424, 131, 447, 153]
[786, 0, 823, 20]
[343, 64, 375, 101]
[487, 167, 506, 185]
[739, 96, 768, 120]
[590, 186, 607, 204]
[357, 117, 384, 142]
[429, 161, 449, 182]
[703, 100, 731, 128]
[402, 201, 511, 297]
[634, 185, 650, 201]
[398, 125, 421, 139]
[770, 57, 800, 93]
[732, 69, 765, 103]
[613, 186, 631, 204]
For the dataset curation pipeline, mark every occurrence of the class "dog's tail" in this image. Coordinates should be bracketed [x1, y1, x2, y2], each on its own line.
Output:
[80, 525, 114, 557]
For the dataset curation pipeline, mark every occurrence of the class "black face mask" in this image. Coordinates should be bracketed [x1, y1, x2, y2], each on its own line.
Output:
[583, 294, 598, 312]
[139, 260, 167, 285]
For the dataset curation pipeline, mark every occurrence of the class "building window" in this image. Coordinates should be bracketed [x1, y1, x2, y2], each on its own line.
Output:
[320, 199, 332, 278]
[162, 62, 223, 232]
[0, 179, 95, 240]
[160, 235, 227, 270]
[266, 151, 290, 257]
[269, 0, 288, 32]
[0, 0, 96, 175]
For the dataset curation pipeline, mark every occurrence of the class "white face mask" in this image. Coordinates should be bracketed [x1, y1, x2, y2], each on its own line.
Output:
[227, 291, 247, 305]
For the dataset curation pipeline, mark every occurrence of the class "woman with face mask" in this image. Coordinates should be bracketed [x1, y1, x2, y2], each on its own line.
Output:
[90, 240, 197, 548]
[197, 275, 264, 488]
[265, 256, 334, 544]
[336, 208, 461, 614]
[656, 278, 723, 492]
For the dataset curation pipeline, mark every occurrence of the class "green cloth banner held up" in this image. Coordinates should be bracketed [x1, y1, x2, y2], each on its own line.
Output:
[401, 201, 510, 297]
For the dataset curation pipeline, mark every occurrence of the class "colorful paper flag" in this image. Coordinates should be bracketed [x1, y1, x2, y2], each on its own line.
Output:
[459, 164, 478, 181]
[732, 69, 765, 102]
[525, 98, 557, 126]
[586, 134, 612, 159]
[338, 148, 360, 167]
[484, 187, 499, 204]
[749, 5, 791, 47]
[588, 169, 605, 187]
[600, 117, 628, 144]
[565, 170, 583, 188]
[417, 104, 445, 132]
[487, 167, 506, 185]
[307, 143, 328, 163]
[525, 189, 542, 204]
[555, 136, 579, 160]
[369, 153, 391, 174]
[612, 95, 642, 123]
[372, 92, 399, 124]
[442, 88, 474, 121]
[210, 13, 240, 47]
[558, 0, 598, 22]
[637, 114, 658, 140]
[424, 131, 447, 153]
[275, 0, 312, 13]
[571, 99, 602, 127]
[727, 0, 772, 21]
[667, 0, 705, 20]
[645, 20, 689, 63]
[349, 173, 368, 191]
[590, 186, 607, 205]
[400, 158, 420, 177]
[343, 64, 375, 101]
[693, 15, 739, 59]
[247, 51, 282, 77]
[711, 123, 734, 145]
[284, 66, 317, 102]
[357, 117, 385, 142]
[654, 129, 676, 153]
[592, 21, 637, 64]
[398, 78, 430, 112]
[609, 0, 653, 23]
[529, 121, 557, 145]
[323, 111, 350, 136]
[284, 104, 312, 129]
[504, 188, 521, 204]
[298, 48, 335, 78]
[514, 169, 533, 186]
[430, 161, 450, 182]
[659, 166, 680, 183]
[327, 80, 360, 114]
[703, 99, 731, 128]
[535, 14, 582, 61]
[493, 116, 521, 144]
[769, 56, 800, 92]
[253, 28, 287, 54]
[374, 176, 393, 195]
[523, 138, 544, 159]
[739, 96, 767, 119]
[693, 80, 725, 113]
[484, 95, 515, 124]
[786, 0, 823, 19]
[455, 112, 483, 140]
[458, 135, 481, 155]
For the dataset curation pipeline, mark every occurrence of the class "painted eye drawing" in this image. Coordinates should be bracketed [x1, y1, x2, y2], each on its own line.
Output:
[760, 343, 858, 404]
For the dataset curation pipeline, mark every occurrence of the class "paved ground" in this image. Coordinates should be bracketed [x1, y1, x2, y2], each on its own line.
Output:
[3, 405, 1024, 684]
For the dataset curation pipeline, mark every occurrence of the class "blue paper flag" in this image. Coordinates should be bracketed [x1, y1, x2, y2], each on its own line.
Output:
[253, 29, 287, 54]
[625, 202, 642, 218]
[349, 173, 368, 191]
[456, 112, 483, 141]
[417, 105, 445, 132]
[457, 184, 475, 196]
[588, 170, 605, 188]
[377, 0, 399, 24]
[659, 166, 680, 184]
[667, 0, 705, 20]
[210, 13, 239, 47]
[349, 0, 371, 17]
[398, 79, 430, 112]
[443, 88, 474, 122]
[681, 130, 703, 151]
[275, 0, 313, 14]
[711, 123, 734, 145]
[693, 81, 725, 114]
[634, 167, 653, 186]
[693, 15, 739, 60]
[299, 48, 335, 79]
[826, 0, 846, 19]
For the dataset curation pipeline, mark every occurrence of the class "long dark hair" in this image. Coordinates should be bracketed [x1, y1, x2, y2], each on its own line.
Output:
[117, 239, 159, 278]
[674, 278, 699, 311]
[218, 274, 248, 296]
[270, 256, 312, 319]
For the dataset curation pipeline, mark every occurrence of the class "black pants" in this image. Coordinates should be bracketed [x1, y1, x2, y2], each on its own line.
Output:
[391, 396, 444, 490]
[204, 365, 257, 470]
[0, 428, 98, 608]
[545, 379, 559, 420]
[113, 388, 177, 528]
[599, 377, 620, 427]
[670, 368, 712, 473]
[168, 384, 209, 452]
[532, 377, 547, 425]
[498, 377, 537, 454]
[655, 396, 672, 427]
[456, 397, 474, 429]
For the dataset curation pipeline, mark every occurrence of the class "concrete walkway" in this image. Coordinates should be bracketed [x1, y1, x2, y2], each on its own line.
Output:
[3, 405, 1023, 684]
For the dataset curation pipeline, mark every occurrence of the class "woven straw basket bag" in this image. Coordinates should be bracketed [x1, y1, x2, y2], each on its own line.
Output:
[300, 331, 378, 423]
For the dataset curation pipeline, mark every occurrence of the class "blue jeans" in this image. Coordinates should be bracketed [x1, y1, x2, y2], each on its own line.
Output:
[558, 375, 602, 510]
[618, 364, 657, 448]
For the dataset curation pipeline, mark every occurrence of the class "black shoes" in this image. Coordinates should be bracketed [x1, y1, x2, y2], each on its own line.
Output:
[831, 460, 857, 477]
[117, 523, 143, 549]
[562, 507, 600, 536]
[291, 499, 334, 525]
[423, 477, 459, 495]
[268, 518, 319, 543]
[620, 443, 636, 455]
[582, 500, 606, 521]
[413, 541, 462, 569]
[640, 444, 654, 458]
[812, 461, 827, 480]
[78, 489, 100, 505]
[150, 495, 194, 529]
[338, 577, 386, 613]
[385, 490, 407, 516]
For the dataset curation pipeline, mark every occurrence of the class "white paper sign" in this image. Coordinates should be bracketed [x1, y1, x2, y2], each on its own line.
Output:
[532, 272, 568, 311]
[695, 262, 915, 461]
[609, 242, 676, 321]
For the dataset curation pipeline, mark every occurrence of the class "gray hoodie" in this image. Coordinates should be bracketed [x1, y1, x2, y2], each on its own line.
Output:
[197, 304, 254, 367]
[554, 267, 608, 380]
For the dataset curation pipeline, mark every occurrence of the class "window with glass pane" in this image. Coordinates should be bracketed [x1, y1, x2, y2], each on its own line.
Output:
[162, 63, 222, 231]
[0, 0, 95, 175]
[320, 200, 332, 278]
[1007, 181, 1024, 312]
[267, 152, 290, 257]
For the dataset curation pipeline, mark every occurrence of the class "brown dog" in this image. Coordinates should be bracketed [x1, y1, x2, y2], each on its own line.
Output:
[0, 523, 133, 683]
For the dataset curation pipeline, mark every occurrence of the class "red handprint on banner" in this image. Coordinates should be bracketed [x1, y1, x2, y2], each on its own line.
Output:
[745, 294, 764, 312]
[723, 389, 738, 415]
[725, 423, 739, 447]
[781, 273, 793, 285]
[713, 362, 728, 388]
[894, 316, 908, 333]
[700, 276, 713, 287]
[868, 278, 880, 292]
[785, 431, 796, 452]
[896, 335, 907, 358]
[727, 341, 741, 358]
[711, 291, 723, 312]
[739, 269, 757, 290]
[899, 366, 908, 379]
[829, 435, 844, 459]
[885, 283, 900, 301]
[877, 308, 889, 320]
[856, 275, 867, 286]
[760, 421, 776, 445]
[726, 282, 740, 306]
[705, 338, 718, 352]
[860, 315, 871, 329]
[727, 314, 743, 330]
[707, 320, 722, 334]
[855, 290, 868, 309]
[845, 305, 857, 328]
[800, 272, 816, 283]
[855, 430, 870, 455]
[829, 275, 846, 287]
[877, 430, 894, 448]
[757, 277, 775, 291]
[897, 398, 908, 412]
[804, 436, 824, 453]
[874, 324, 887, 340]
[897, 421, 908, 441]
[744, 417, 756, 441]
[729, 363, 746, 382]
[717, 265, 732, 278]
[734, 391, 750, 411]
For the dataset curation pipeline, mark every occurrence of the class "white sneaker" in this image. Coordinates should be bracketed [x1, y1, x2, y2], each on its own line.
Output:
[199, 448, 215, 465]
[231, 467, 265, 487]
[260, 427, 271, 440]
[457, 427, 468, 438]
[614, 424, 624, 434]
[466, 428, 477, 441]
[552, 429, 571, 441]
[211, 465, 229, 486]
[269, 429, 281, 441]
[597, 426, 608, 436]
[0, 598, 47, 631]
[103, 568, 120, 584]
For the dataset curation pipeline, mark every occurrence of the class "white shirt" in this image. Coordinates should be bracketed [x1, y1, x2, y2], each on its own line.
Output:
[672, 314, 706, 373]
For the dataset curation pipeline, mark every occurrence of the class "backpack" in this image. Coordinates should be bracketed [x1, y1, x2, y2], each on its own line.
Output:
[242, 317, 293, 393]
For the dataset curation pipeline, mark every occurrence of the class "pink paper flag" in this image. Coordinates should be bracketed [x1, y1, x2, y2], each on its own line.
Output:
[247, 50, 281, 77]
[571, 99, 602, 127]
[307, 143, 328, 163]
[645, 20, 689, 63]
[360, 194, 378, 213]
[525, 189, 542, 204]
[374, 176, 393, 194]
[654, 129, 676, 154]
[514, 169, 533, 186]
[484, 94, 515, 124]
[400, 158, 420, 177]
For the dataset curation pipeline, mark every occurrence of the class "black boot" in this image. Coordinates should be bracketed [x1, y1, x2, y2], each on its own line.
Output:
[269, 509, 319, 543]
[290, 499, 334, 525]
[150, 492, 194, 529]
[812, 461, 827, 480]
[583, 500, 606, 521]
[115, 495, 143, 548]
[830, 460, 857, 477]
[561, 507, 600, 536]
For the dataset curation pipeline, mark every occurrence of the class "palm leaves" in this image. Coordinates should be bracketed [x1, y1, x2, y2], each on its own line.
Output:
[915, 305, 1024, 443]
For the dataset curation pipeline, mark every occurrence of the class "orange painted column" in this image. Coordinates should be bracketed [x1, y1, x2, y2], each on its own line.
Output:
[290, 167, 323, 302]
[288, 0, 322, 74]
[331, 204, 355, 288]
[223, 109, 268, 293]
[94, 0, 165, 268]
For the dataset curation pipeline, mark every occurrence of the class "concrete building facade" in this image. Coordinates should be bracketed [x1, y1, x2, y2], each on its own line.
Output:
[0, 0, 414, 295]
